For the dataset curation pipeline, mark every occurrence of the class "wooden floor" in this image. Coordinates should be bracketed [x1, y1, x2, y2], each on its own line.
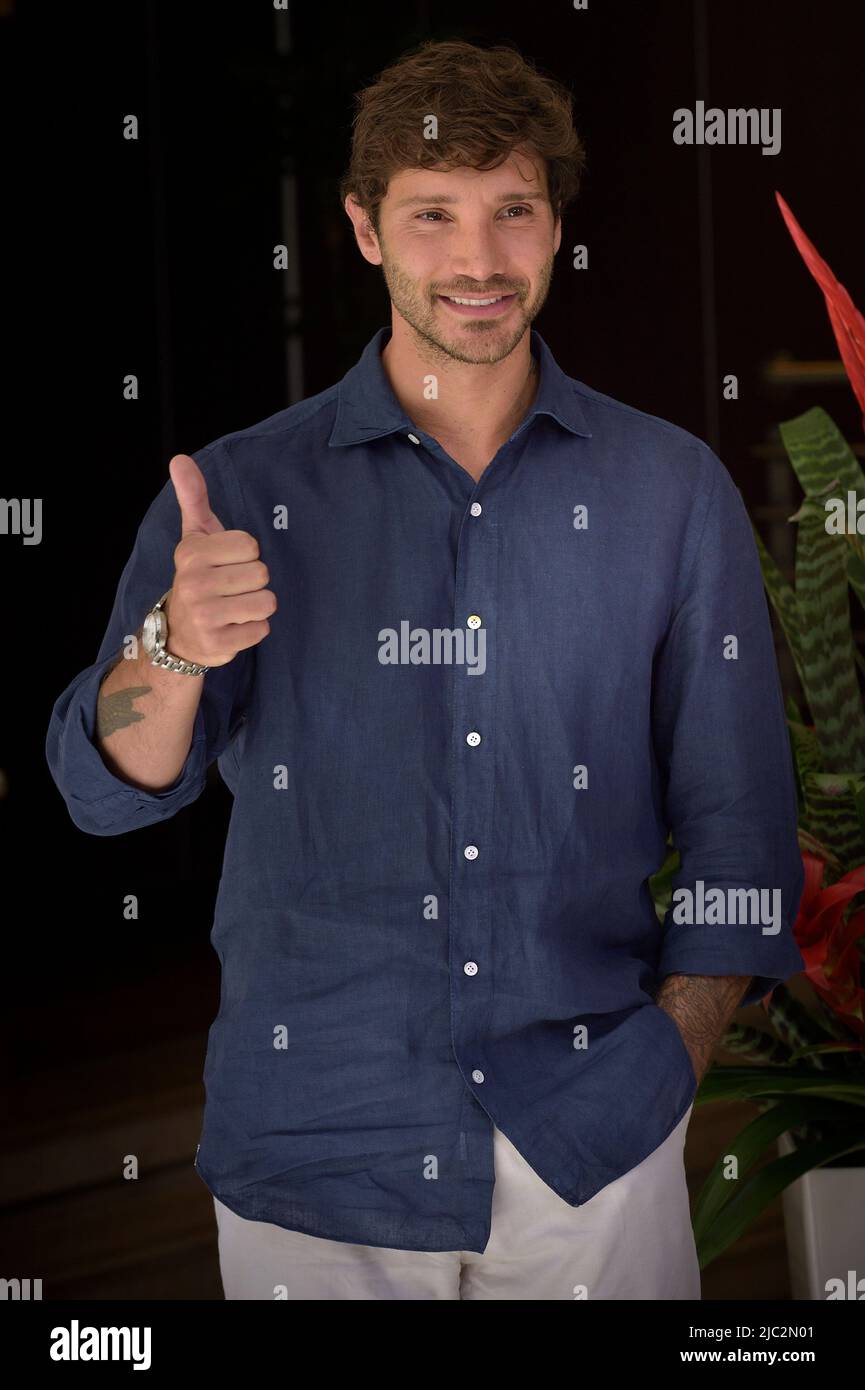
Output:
[0, 957, 793, 1300]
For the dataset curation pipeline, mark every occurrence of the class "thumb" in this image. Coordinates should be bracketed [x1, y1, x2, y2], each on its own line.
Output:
[169, 454, 226, 537]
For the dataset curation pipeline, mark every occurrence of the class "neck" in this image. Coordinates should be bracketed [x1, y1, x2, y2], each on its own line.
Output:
[380, 316, 539, 455]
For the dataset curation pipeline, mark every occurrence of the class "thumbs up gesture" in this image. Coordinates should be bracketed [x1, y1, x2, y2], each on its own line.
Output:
[164, 454, 277, 668]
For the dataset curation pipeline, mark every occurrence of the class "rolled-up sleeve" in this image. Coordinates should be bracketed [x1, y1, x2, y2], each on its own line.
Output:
[45, 441, 254, 836]
[652, 448, 806, 1006]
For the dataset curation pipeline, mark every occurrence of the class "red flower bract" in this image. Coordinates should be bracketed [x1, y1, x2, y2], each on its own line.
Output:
[779, 851, 865, 1038]
[776, 191, 865, 438]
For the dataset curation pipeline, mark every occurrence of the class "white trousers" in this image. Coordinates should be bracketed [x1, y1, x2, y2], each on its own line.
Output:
[213, 1103, 700, 1300]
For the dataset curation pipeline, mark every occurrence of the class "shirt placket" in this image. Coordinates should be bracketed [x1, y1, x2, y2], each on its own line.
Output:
[447, 484, 500, 1112]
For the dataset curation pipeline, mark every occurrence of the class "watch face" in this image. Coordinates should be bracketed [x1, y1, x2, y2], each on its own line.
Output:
[142, 612, 157, 654]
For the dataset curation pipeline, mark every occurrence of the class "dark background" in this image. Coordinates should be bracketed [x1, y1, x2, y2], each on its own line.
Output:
[4, 0, 864, 1298]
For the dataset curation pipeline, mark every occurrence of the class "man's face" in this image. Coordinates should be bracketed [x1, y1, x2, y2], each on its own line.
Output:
[355, 149, 561, 365]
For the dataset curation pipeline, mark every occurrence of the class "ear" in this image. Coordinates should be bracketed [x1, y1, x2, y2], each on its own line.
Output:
[344, 195, 383, 266]
[553, 206, 562, 255]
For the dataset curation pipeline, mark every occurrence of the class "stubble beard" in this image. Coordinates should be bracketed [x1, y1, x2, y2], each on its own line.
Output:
[378, 238, 556, 368]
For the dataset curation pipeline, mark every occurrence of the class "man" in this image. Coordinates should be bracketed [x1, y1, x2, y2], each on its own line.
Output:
[46, 39, 805, 1300]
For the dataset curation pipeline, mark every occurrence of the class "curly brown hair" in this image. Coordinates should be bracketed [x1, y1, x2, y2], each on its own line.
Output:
[339, 39, 587, 234]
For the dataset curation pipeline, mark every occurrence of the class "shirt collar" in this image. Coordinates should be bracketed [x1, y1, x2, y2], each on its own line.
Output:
[329, 324, 593, 448]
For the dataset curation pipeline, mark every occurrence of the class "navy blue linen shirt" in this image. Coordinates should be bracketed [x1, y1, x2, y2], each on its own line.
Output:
[46, 325, 806, 1253]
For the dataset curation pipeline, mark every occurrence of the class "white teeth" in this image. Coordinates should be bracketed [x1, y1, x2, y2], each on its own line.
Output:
[445, 295, 505, 306]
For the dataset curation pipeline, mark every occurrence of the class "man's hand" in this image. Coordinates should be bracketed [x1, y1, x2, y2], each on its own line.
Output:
[166, 453, 278, 668]
[655, 974, 752, 1085]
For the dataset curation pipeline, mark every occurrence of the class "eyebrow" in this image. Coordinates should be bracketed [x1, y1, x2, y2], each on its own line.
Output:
[392, 190, 547, 209]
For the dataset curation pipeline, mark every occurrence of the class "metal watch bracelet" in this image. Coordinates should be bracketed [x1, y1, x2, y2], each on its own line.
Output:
[151, 649, 210, 676]
[147, 589, 210, 676]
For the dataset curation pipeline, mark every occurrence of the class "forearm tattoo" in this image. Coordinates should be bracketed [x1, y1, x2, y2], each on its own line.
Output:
[655, 973, 752, 1082]
[97, 685, 152, 739]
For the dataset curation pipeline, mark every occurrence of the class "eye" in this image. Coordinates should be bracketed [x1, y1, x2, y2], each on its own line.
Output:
[414, 205, 534, 223]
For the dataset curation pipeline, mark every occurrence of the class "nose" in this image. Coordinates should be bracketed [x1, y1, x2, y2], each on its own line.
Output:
[447, 218, 507, 288]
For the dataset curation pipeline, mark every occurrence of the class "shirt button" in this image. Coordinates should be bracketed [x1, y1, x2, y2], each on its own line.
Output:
[466, 731, 481, 747]
[464, 844, 479, 860]
[467, 614, 482, 629]
[470, 502, 482, 517]
[463, 961, 478, 976]
[407, 433, 420, 444]
[471, 1069, 485, 1084]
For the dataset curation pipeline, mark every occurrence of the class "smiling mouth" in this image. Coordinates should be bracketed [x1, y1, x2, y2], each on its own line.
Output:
[437, 293, 517, 317]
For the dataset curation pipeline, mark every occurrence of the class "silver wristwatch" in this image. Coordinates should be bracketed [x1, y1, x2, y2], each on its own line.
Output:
[142, 589, 210, 675]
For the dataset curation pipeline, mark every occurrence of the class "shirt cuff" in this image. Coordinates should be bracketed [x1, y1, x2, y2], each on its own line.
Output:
[47, 654, 208, 834]
[657, 921, 806, 1006]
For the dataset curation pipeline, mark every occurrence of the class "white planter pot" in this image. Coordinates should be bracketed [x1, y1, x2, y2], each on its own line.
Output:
[778, 1132, 865, 1299]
